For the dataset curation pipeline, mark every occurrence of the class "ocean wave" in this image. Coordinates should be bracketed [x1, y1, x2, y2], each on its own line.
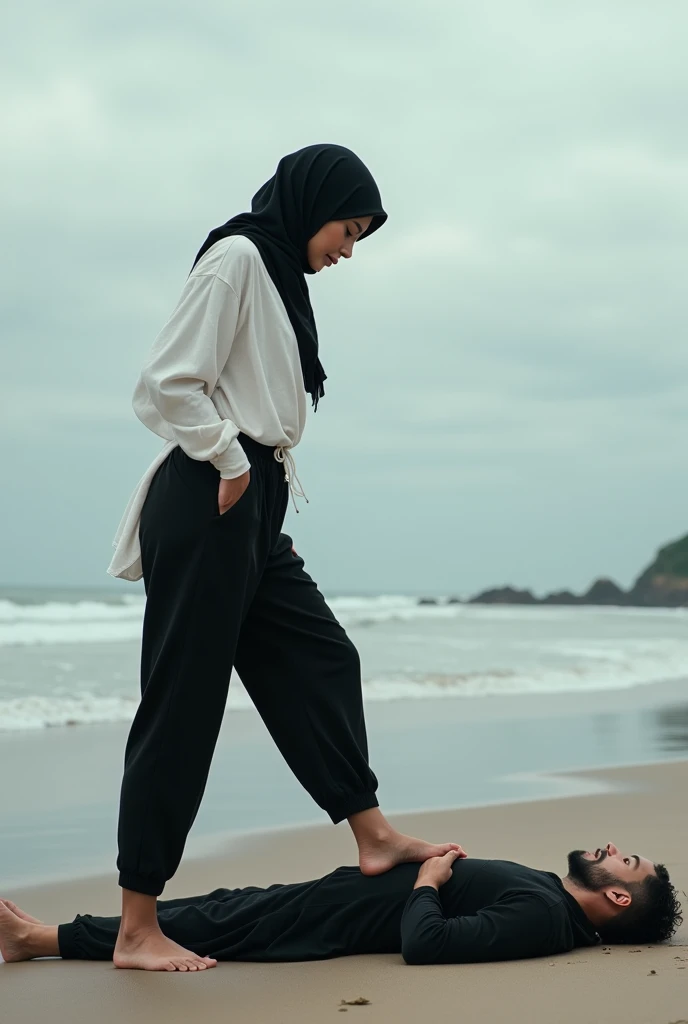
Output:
[2, 595, 683, 647]
[2, 648, 688, 732]
[0, 694, 141, 731]
[0, 686, 254, 732]
[0, 597, 145, 621]
[364, 658, 688, 700]
[0, 595, 456, 646]
[0, 598, 146, 646]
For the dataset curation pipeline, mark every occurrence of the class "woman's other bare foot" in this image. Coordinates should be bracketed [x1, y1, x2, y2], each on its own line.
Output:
[113, 926, 217, 972]
[116, 888, 217, 972]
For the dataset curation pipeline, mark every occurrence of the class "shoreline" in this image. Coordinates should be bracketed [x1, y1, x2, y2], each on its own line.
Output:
[6, 753, 688, 897]
[3, 676, 688, 891]
[0, 760, 627, 893]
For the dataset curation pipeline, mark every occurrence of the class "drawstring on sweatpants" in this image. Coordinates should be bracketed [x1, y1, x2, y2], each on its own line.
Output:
[274, 446, 309, 513]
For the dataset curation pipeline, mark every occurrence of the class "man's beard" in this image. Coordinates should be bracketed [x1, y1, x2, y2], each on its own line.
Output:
[567, 850, 619, 892]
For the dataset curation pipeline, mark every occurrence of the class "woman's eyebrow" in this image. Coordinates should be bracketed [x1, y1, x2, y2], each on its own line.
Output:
[353, 220, 363, 234]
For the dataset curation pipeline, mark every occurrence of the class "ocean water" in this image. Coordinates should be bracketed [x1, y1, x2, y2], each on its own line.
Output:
[1, 586, 688, 732]
[2, 587, 688, 887]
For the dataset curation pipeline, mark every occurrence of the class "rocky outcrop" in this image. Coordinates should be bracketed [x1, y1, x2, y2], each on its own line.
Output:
[580, 578, 628, 605]
[465, 533, 688, 608]
[468, 586, 538, 605]
[628, 535, 688, 607]
[541, 589, 580, 605]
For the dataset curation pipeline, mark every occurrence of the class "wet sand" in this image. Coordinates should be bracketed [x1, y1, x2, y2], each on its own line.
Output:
[2, 758, 688, 1024]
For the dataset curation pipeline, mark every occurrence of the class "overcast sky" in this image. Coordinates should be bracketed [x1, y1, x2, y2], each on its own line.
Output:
[2, 0, 687, 596]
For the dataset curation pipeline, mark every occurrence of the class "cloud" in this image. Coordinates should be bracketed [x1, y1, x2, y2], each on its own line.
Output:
[2, 0, 688, 591]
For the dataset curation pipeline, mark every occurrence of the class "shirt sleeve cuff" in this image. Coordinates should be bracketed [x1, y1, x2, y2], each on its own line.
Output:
[211, 439, 251, 479]
[408, 885, 442, 900]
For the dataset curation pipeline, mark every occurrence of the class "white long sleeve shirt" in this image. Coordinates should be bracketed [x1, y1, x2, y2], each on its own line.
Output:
[108, 235, 308, 581]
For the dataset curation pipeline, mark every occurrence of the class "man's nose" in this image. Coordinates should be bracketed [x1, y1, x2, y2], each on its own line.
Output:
[606, 842, 619, 856]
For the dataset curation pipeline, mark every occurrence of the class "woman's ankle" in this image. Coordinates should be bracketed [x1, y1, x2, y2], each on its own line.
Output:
[347, 808, 393, 845]
[119, 889, 159, 938]
[117, 922, 162, 944]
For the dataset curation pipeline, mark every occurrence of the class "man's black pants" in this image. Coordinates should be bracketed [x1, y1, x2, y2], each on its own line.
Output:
[59, 865, 418, 961]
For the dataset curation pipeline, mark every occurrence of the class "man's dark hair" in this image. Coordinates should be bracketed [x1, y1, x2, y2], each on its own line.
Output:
[597, 864, 683, 945]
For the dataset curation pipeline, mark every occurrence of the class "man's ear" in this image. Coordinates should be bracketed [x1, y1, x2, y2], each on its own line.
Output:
[604, 887, 632, 908]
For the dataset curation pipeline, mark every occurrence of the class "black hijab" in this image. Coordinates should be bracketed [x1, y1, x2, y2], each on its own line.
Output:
[191, 144, 388, 409]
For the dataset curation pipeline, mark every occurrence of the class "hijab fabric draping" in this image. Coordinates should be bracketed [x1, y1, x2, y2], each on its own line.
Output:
[192, 144, 388, 409]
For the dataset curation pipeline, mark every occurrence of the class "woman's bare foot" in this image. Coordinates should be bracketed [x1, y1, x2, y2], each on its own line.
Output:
[113, 926, 217, 973]
[115, 888, 217, 972]
[1, 899, 43, 925]
[0, 900, 33, 962]
[348, 808, 464, 876]
[358, 830, 464, 876]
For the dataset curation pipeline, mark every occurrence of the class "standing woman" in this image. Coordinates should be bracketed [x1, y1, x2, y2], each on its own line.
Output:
[108, 144, 458, 973]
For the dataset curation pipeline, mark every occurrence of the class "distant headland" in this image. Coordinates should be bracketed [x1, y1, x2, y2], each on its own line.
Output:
[469, 532, 688, 607]
[419, 533, 688, 608]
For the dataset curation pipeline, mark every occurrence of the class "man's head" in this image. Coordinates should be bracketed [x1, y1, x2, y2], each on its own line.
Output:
[564, 843, 682, 944]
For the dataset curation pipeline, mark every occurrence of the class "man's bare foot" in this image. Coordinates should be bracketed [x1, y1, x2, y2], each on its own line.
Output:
[1, 899, 43, 925]
[113, 926, 217, 972]
[358, 829, 464, 877]
[0, 900, 33, 962]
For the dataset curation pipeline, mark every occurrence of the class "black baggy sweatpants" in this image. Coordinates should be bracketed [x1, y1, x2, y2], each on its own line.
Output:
[117, 436, 378, 896]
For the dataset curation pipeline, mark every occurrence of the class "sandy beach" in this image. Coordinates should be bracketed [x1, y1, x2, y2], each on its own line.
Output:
[3, 757, 687, 1024]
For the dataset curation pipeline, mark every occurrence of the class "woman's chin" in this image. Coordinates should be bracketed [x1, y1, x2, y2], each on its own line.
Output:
[305, 253, 328, 273]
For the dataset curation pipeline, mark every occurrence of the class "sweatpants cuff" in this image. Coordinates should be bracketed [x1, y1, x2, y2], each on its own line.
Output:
[327, 792, 379, 825]
[57, 921, 82, 960]
[118, 871, 164, 897]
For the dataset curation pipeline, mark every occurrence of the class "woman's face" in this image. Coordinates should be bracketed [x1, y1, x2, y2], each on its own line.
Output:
[307, 215, 373, 272]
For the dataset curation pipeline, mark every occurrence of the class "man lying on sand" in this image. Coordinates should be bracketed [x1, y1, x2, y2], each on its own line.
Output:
[1, 843, 681, 971]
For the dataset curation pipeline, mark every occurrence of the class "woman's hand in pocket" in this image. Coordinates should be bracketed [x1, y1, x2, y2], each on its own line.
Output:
[218, 470, 250, 515]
